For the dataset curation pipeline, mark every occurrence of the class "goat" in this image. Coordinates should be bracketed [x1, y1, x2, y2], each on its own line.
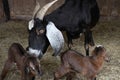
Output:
[27, 0, 100, 58]
[54, 45, 109, 80]
[0, 43, 42, 80]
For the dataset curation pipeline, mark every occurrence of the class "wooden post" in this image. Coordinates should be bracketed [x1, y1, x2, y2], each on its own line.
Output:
[2, 0, 10, 21]
[0, 0, 5, 22]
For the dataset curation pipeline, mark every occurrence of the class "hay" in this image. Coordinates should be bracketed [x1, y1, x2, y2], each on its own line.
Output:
[0, 19, 120, 80]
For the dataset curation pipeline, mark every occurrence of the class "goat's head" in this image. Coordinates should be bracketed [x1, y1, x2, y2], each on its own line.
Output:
[92, 45, 110, 62]
[28, 0, 64, 58]
[24, 55, 43, 78]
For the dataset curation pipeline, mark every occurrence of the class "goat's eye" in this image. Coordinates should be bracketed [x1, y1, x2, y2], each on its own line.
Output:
[36, 29, 45, 35]
[39, 29, 45, 34]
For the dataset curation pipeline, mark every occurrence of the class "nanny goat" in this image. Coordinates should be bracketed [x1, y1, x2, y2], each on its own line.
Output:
[28, 0, 100, 58]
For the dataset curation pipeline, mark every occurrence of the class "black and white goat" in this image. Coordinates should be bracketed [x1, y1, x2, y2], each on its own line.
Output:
[28, 0, 100, 58]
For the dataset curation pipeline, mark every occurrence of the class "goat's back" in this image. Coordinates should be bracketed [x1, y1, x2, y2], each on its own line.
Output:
[60, 50, 93, 74]
[60, 50, 85, 64]
[8, 43, 26, 57]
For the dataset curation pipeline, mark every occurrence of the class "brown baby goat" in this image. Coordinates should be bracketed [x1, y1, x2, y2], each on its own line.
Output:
[0, 43, 42, 80]
[54, 45, 109, 80]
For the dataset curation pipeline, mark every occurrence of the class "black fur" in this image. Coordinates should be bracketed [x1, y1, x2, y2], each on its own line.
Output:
[28, 0, 100, 57]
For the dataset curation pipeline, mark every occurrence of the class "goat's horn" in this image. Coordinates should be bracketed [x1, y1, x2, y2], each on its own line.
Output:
[32, 0, 40, 18]
[36, 0, 58, 20]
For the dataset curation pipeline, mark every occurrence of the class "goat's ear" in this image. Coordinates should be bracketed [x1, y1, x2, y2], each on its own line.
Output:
[28, 20, 34, 30]
[46, 22, 64, 56]
[29, 62, 35, 70]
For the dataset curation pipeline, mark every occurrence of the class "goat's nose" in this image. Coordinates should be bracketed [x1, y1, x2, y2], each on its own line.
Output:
[105, 56, 110, 62]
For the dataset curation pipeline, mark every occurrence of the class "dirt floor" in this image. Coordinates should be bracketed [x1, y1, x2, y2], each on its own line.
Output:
[0, 18, 120, 80]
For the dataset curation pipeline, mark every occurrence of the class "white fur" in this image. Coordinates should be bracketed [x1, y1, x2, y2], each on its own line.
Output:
[28, 20, 34, 30]
[28, 48, 43, 57]
[46, 22, 64, 55]
[96, 45, 103, 48]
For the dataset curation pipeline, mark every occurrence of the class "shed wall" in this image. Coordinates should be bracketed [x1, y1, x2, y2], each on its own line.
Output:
[0, 0, 120, 20]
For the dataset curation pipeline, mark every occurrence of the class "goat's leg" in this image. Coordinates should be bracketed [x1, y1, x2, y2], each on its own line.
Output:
[84, 44, 89, 56]
[66, 72, 75, 80]
[84, 31, 90, 56]
[54, 65, 70, 80]
[66, 32, 73, 49]
[21, 67, 29, 80]
[21, 73, 26, 80]
[88, 31, 95, 46]
[93, 77, 96, 80]
[0, 59, 13, 80]
[90, 77, 96, 80]
[84, 30, 95, 56]
[88, 76, 96, 80]
[32, 77, 35, 80]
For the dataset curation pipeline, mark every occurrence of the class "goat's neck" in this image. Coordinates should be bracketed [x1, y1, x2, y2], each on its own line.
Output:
[90, 56, 104, 71]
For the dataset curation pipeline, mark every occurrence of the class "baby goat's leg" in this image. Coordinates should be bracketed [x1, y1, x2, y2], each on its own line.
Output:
[66, 72, 75, 80]
[93, 77, 96, 80]
[54, 65, 70, 80]
[0, 59, 13, 80]
[88, 76, 96, 80]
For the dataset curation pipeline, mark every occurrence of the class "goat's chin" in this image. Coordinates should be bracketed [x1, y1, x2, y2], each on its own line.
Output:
[28, 48, 43, 58]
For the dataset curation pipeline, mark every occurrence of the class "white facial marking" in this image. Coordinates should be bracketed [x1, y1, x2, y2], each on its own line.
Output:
[28, 19, 34, 30]
[96, 45, 103, 48]
[28, 48, 43, 57]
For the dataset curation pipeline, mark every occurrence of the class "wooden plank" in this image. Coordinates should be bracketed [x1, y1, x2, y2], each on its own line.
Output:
[7, 0, 120, 20]
[8, 0, 35, 20]
[97, 0, 120, 17]
[0, 0, 5, 21]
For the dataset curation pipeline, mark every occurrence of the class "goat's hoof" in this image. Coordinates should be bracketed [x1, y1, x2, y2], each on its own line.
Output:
[52, 53, 57, 56]
[68, 44, 73, 50]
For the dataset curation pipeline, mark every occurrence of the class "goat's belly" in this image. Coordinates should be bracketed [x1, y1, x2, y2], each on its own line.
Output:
[69, 31, 82, 39]
[71, 33, 80, 39]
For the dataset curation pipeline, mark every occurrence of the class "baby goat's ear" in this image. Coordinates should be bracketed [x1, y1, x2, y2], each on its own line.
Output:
[25, 62, 35, 74]
[92, 45, 103, 55]
[29, 62, 35, 70]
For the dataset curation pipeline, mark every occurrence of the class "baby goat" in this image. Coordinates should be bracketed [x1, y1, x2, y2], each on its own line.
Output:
[0, 43, 42, 80]
[54, 45, 109, 80]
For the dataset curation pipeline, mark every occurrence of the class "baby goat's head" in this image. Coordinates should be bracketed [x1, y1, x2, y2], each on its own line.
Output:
[24, 55, 42, 79]
[92, 45, 109, 62]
